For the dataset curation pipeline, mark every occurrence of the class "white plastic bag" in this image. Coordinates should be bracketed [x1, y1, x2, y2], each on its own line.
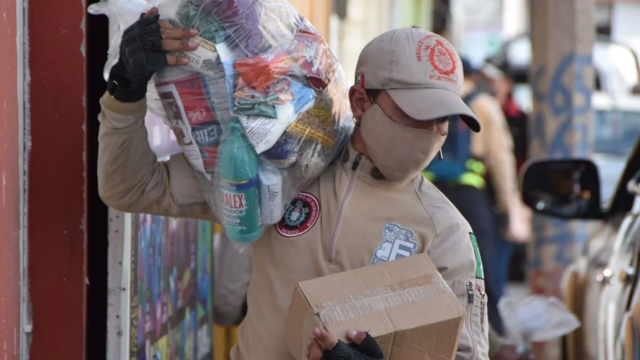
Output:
[88, 0, 154, 80]
[498, 295, 581, 354]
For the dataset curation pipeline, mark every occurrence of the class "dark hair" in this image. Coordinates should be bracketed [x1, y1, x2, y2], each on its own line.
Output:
[366, 89, 382, 102]
[460, 57, 477, 76]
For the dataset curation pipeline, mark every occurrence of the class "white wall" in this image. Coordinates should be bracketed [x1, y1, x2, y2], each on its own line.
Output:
[611, 2, 640, 60]
[502, 0, 528, 40]
[450, 0, 504, 66]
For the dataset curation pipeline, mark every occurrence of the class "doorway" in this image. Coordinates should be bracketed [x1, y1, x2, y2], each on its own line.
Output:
[86, 7, 110, 360]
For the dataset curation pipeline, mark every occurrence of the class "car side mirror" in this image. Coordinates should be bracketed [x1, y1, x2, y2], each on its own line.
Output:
[520, 158, 604, 220]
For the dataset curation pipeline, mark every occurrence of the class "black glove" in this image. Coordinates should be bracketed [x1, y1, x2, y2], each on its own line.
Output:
[321, 333, 386, 360]
[107, 14, 168, 103]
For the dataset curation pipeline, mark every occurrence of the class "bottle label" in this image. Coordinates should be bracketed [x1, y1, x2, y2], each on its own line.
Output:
[220, 178, 261, 229]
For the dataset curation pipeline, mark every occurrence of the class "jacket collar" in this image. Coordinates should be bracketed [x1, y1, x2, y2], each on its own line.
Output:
[337, 141, 418, 187]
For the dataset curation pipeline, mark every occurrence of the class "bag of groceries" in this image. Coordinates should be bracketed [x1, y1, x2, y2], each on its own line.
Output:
[89, 0, 354, 246]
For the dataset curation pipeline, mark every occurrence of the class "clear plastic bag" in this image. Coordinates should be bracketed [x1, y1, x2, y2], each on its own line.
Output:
[89, 0, 354, 245]
[145, 112, 183, 160]
[498, 295, 581, 355]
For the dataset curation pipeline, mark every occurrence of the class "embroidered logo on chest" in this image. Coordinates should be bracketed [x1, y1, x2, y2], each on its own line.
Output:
[275, 192, 321, 238]
[371, 223, 419, 265]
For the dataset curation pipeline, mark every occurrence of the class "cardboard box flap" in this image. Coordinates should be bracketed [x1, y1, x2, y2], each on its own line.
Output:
[286, 254, 465, 360]
[298, 255, 463, 335]
[299, 251, 445, 310]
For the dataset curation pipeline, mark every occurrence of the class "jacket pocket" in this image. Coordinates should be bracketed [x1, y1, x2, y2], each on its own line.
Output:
[452, 279, 488, 360]
[472, 282, 487, 335]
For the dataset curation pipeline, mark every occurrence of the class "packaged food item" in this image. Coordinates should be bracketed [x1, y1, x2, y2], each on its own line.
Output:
[234, 51, 294, 93]
[262, 137, 298, 169]
[156, 74, 222, 175]
[259, 162, 284, 225]
[194, 0, 265, 55]
[238, 84, 316, 155]
[234, 77, 294, 106]
[92, 0, 354, 245]
[175, 36, 220, 77]
[286, 91, 338, 148]
[289, 31, 335, 90]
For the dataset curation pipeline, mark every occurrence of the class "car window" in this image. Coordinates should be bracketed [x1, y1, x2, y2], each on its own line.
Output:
[593, 110, 640, 207]
[594, 110, 640, 156]
[609, 136, 640, 216]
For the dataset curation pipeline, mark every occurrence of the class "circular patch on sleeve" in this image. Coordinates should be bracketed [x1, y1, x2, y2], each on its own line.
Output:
[275, 192, 321, 238]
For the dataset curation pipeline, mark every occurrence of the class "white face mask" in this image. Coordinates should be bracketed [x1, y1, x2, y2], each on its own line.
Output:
[360, 104, 446, 182]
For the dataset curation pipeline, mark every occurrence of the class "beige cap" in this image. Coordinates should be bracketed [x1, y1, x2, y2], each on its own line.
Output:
[355, 27, 481, 132]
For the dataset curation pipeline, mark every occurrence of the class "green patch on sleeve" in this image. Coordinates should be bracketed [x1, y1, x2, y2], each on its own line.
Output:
[469, 233, 484, 280]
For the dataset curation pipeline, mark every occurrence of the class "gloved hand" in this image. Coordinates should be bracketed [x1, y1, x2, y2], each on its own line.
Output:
[107, 7, 199, 102]
[306, 328, 386, 360]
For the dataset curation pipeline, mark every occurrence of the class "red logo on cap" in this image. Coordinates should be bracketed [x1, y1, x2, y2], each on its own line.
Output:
[416, 35, 458, 80]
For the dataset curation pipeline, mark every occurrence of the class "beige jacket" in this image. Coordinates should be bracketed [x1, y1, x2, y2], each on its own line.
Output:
[463, 81, 518, 213]
[214, 231, 252, 327]
[98, 93, 489, 360]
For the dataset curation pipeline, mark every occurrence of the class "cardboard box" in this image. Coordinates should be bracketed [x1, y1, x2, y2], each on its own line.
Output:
[285, 254, 465, 360]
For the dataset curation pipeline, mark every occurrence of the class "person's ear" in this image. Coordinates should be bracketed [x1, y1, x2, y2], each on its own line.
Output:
[349, 86, 370, 121]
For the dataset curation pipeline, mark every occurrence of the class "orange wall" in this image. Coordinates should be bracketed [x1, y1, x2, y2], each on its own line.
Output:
[289, 0, 332, 42]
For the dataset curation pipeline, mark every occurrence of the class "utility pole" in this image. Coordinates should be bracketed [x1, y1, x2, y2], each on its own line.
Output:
[529, 0, 595, 359]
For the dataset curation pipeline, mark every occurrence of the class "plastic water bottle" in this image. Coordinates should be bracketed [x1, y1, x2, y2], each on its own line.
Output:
[217, 120, 264, 243]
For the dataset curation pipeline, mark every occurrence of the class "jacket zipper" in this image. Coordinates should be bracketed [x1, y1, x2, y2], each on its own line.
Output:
[466, 281, 479, 360]
[328, 153, 362, 263]
[476, 286, 486, 333]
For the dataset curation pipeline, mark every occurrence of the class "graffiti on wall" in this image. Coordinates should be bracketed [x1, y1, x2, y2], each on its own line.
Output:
[530, 53, 593, 157]
[130, 215, 214, 360]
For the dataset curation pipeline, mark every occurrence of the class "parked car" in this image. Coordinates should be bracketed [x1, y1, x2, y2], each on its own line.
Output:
[490, 34, 640, 202]
[592, 93, 640, 207]
[519, 136, 640, 360]
[489, 36, 640, 284]
[509, 89, 640, 206]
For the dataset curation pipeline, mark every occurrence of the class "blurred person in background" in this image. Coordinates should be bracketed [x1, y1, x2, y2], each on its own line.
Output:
[423, 58, 532, 338]
[476, 63, 531, 285]
[477, 63, 529, 174]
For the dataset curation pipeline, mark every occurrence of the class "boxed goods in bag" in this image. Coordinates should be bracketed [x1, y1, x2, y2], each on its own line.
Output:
[89, 0, 354, 245]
